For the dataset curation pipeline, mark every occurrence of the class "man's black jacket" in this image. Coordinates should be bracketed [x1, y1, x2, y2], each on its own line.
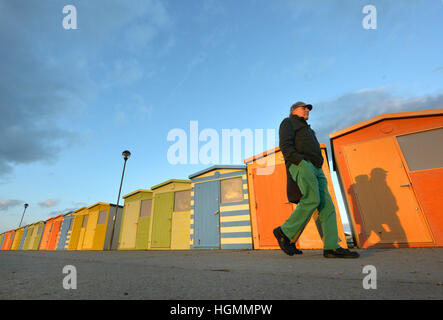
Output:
[279, 114, 324, 203]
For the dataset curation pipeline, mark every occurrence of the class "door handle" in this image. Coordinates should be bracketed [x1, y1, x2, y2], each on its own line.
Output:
[400, 184, 411, 187]
[214, 211, 220, 215]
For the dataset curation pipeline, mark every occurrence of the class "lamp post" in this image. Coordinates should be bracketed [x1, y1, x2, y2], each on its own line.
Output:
[18, 203, 29, 228]
[107, 150, 131, 250]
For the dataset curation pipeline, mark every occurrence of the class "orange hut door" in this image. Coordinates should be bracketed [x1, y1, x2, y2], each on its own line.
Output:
[396, 127, 443, 246]
[48, 219, 62, 250]
[251, 163, 294, 248]
[343, 136, 434, 248]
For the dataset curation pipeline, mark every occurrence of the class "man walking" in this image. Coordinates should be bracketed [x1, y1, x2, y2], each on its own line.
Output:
[274, 101, 359, 258]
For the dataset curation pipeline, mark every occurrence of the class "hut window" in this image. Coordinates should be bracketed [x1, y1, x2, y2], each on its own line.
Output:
[140, 199, 152, 217]
[49, 224, 53, 233]
[397, 127, 443, 171]
[67, 219, 73, 231]
[220, 177, 244, 203]
[38, 226, 43, 234]
[174, 190, 191, 211]
[82, 215, 88, 228]
[97, 210, 108, 225]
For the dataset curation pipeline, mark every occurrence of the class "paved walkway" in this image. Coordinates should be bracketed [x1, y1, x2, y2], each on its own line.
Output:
[1, 248, 442, 299]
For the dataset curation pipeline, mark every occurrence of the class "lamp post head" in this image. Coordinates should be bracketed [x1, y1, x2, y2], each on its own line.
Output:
[122, 150, 131, 161]
[24, 203, 29, 208]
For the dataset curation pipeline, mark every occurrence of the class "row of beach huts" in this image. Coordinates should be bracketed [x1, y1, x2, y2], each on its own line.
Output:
[1, 109, 442, 251]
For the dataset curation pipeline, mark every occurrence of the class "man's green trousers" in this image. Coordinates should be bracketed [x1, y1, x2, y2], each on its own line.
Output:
[281, 160, 340, 250]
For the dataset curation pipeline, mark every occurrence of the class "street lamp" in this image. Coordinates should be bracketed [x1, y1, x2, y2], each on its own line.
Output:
[107, 150, 131, 250]
[18, 203, 29, 228]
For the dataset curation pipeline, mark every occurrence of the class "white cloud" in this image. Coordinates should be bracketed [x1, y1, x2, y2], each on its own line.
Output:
[113, 94, 154, 126]
[102, 58, 145, 89]
[0, 199, 24, 211]
[38, 199, 59, 208]
[0, 0, 174, 178]
[309, 87, 443, 145]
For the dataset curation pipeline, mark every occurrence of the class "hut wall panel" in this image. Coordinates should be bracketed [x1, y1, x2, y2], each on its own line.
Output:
[18, 227, 29, 250]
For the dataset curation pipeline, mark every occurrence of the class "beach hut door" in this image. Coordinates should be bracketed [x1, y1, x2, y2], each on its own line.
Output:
[151, 193, 174, 248]
[194, 180, 220, 248]
[343, 137, 433, 246]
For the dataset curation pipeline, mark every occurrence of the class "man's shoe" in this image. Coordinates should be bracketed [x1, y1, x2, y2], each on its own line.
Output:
[323, 247, 360, 259]
[290, 243, 303, 255]
[273, 227, 296, 256]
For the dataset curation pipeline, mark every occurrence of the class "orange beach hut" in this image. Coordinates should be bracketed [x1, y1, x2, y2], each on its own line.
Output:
[330, 109, 443, 248]
[244, 145, 348, 250]
[39, 215, 64, 250]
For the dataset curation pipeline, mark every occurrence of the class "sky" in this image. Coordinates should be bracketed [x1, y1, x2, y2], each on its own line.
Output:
[0, 0, 442, 233]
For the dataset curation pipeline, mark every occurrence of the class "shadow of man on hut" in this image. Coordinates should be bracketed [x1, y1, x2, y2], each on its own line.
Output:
[348, 168, 408, 249]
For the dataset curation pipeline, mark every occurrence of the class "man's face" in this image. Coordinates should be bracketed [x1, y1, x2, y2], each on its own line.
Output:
[292, 106, 310, 120]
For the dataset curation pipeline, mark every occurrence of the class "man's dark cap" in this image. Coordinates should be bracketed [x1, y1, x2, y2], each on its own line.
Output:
[290, 101, 313, 112]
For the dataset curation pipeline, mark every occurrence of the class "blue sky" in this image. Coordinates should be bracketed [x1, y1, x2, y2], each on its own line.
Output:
[1, 0, 442, 233]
